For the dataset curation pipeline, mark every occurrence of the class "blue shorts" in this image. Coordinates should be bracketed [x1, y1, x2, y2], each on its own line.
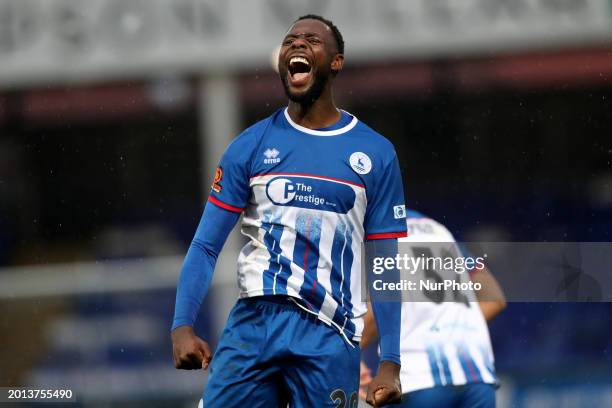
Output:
[202, 296, 360, 408]
[387, 383, 496, 408]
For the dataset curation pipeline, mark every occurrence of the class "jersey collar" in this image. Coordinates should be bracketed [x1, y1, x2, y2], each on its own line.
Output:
[283, 107, 358, 136]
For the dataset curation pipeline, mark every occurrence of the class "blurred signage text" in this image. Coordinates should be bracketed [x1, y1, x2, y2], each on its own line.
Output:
[0, 0, 611, 87]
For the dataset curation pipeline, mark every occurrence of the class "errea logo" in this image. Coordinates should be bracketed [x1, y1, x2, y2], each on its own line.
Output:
[263, 148, 281, 164]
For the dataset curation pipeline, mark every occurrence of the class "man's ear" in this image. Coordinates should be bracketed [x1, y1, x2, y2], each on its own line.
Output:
[331, 54, 344, 75]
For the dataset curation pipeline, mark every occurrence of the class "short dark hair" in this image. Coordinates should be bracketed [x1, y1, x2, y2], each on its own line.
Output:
[294, 14, 344, 55]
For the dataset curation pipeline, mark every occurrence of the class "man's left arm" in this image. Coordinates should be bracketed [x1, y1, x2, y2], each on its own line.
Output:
[363, 151, 406, 406]
[365, 238, 402, 406]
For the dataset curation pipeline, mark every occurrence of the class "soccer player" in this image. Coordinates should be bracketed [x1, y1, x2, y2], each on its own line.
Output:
[360, 210, 506, 408]
[171, 15, 407, 407]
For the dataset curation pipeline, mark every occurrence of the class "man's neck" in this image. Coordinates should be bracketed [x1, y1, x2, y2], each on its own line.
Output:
[287, 97, 341, 130]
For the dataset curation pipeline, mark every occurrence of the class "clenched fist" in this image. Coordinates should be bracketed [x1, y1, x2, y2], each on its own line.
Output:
[171, 326, 212, 370]
[366, 361, 402, 407]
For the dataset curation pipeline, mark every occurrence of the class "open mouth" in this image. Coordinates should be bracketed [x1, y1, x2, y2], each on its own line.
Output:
[287, 56, 312, 87]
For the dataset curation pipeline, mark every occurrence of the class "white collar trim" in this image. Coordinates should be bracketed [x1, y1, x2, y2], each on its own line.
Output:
[283, 108, 358, 136]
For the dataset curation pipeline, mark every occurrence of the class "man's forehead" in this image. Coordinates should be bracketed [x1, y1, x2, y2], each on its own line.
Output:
[286, 19, 332, 37]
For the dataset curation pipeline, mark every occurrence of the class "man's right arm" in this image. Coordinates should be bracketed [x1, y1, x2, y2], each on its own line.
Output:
[171, 201, 240, 369]
[471, 265, 506, 321]
[171, 124, 254, 370]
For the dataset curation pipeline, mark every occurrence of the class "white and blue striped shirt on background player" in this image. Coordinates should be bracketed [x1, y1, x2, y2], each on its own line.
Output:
[398, 210, 497, 393]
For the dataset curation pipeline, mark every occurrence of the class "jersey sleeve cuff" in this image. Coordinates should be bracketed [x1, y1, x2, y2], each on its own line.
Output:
[379, 355, 401, 366]
[365, 231, 407, 241]
[171, 320, 194, 332]
[208, 195, 245, 213]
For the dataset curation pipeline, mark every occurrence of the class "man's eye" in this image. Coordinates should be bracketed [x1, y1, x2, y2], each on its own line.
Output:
[283, 39, 293, 46]
[308, 38, 321, 44]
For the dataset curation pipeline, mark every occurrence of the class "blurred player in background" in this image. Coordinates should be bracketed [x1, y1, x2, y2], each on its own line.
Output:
[360, 209, 506, 408]
[171, 15, 406, 407]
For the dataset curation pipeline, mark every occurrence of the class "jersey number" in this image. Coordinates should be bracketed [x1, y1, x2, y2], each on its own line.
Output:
[411, 247, 470, 307]
[330, 389, 358, 408]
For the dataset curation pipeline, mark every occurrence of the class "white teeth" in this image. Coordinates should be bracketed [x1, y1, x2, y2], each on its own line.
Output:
[289, 57, 310, 66]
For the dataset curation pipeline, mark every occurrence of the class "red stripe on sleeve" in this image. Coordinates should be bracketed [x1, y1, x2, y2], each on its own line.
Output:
[208, 196, 244, 213]
[365, 231, 408, 240]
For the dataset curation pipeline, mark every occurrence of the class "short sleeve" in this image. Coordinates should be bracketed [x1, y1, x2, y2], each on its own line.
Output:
[364, 152, 407, 240]
[209, 131, 255, 213]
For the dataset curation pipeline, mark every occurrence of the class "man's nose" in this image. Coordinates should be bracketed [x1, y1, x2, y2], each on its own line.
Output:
[291, 37, 308, 49]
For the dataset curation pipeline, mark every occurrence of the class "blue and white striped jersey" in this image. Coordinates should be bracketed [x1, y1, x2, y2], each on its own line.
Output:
[209, 108, 407, 341]
[397, 210, 497, 393]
